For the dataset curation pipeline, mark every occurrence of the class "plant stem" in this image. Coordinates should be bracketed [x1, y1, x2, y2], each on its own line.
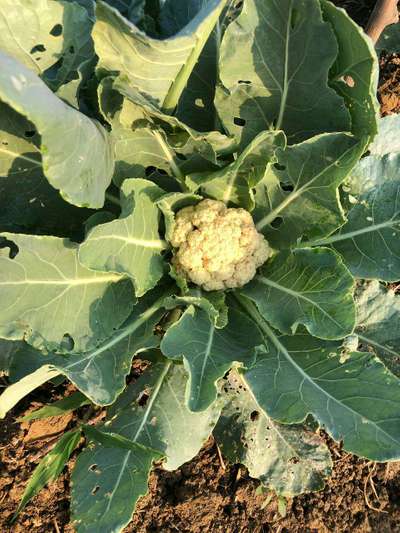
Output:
[365, 0, 399, 44]
[105, 192, 121, 206]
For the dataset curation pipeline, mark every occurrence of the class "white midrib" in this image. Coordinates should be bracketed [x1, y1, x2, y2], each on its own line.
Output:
[300, 218, 399, 247]
[86, 234, 167, 250]
[241, 300, 400, 449]
[275, 0, 292, 131]
[357, 333, 399, 358]
[63, 299, 165, 371]
[0, 274, 121, 286]
[103, 361, 172, 515]
[255, 143, 359, 231]
[0, 146, 41, 166]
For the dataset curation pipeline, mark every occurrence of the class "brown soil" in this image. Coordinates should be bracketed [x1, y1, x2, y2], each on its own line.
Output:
[2, 2, 400, 533]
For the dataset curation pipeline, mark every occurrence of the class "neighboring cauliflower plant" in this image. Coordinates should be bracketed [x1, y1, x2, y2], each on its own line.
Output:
[1, 1, 400, 533]
[171, 199, 271, 291]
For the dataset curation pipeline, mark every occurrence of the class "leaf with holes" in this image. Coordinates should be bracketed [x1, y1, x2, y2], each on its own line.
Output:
[0, 233, 133, 352]
[240, 300, 400, 461]
[0, 287, 168, 409]
[160, 305, 263, 411]
[93, 0, 227, 111]
[253, 133, 365, 249]
[0, 101, 94, 236]
[214, 371, 332, 496]
[71, 356, 220, 532]
[330, 181, 400, 281]
[355, 281, 400, 377]
[99, 79, 234, 188]
[321, 0, 379, 140]
[215, 0, 351, 147]
[0, 53, 114, 208]
[187, 130, 286, 209]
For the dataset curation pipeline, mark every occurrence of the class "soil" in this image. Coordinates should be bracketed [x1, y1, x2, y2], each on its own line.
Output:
[2, 2, 400, 533]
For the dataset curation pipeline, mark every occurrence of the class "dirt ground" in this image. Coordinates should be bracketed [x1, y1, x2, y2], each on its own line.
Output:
[2, 2, 400, 532]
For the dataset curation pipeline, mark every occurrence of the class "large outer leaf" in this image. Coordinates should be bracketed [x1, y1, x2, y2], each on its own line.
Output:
[329, 181, 400, 281]
[242, 303, 400, 461]
[4, 288, 167, 406]
[355, 281, 400, 376]
[0, 233, 133, 352]
[214, 372, 332, 496]
[93, 0, 227, 112]
[187, 130, 286, 210]
[216, 0, 350, 147]
[321, 1, 379, 140]
[161, 305, 263, 411]
[241, 248, 356, 340]
[0, 52, 114, 208]
[79, 179, 166, 297]
[369, 114, 400, 157]
[0, 102, 93, 236]
[254, 133, 364, 249]
[71, 358, 220, 532]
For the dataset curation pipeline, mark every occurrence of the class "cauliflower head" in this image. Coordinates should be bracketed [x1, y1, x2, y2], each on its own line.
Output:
[170, 199, 271, 291]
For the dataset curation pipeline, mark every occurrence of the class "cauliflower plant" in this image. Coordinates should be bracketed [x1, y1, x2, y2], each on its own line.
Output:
[170, 199, 271, 291]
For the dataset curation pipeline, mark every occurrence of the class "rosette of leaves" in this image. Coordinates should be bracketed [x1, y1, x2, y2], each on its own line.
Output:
[0, 1, 399, 532]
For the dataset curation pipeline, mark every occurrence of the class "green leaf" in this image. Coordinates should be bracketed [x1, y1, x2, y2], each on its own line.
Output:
[156, 191, 202, 242]
[1, 287, 167, 408]
[71, 441, 156, 533]
[240, 247, 356, 340]
[19, 392, 91, 422]
[0, 365, 60, 419]
[79, 179, 167, 297]
[161, 305, 263, 411]
[164, 289, 228, 328]
[0, 233, 134, 351]
[105, 357, 222, 468]
[82, 425, 162, 456]
[0, 52, 114, 208]
[187, 130, 286, 210]
[321, 1, 379, 140]
[0, 0, 94, 91]
[93, 0, 227, 112]
[13, 429, 80, 520]
[328, 181, 400, 282]
[214, 371, 333, 496]
[102, 0, 145, 23]
[216, 0, 350, 147]
[355, 281, 400, 376]
[0, 339, 14, 373]
[100, 79, 234, 187]
[0, 102, 94, 237]
[377, 22, 400, 54]
[71, 358, 220, 532]
[242, 304, 400, 461]
[253, 133, 365, 249]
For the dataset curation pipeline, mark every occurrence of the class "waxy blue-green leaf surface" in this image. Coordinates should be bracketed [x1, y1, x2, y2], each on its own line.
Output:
[79, 179, 166, 297]
[0, 53, 114, 208]
[161, 306, 263, 411]
[214, 371, 332, 496]
[0, 233, 133, 352]
[241, 307, 400, 461]
[216, 0, 350, 147]
[241, 247, 356, 340]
